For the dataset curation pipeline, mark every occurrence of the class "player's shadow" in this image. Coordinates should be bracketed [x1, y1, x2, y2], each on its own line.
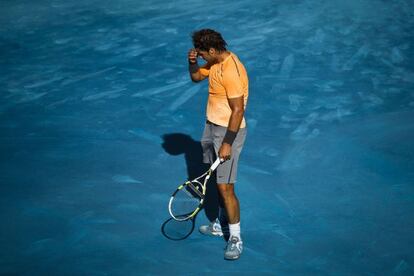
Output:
[160, 133, 220, 240]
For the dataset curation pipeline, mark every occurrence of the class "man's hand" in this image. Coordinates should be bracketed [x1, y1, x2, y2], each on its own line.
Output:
[219, 143, 232, 161]
[188, 49, 198, 64]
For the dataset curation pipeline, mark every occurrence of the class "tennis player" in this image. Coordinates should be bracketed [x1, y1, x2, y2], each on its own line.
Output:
[188, 29, 248, 260]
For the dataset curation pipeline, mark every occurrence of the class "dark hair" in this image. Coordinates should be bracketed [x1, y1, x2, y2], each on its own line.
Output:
[192, 29, 227, 52]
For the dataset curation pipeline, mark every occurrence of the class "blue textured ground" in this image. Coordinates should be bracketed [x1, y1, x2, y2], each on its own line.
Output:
[1, 0, 414, 275]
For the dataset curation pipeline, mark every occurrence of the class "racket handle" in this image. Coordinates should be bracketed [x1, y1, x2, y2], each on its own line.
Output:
[210, 158, 223, 171]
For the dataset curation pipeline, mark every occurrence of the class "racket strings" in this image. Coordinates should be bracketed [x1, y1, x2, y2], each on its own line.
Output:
[187, 181, 203, 198]
[170, 181, 203, 219]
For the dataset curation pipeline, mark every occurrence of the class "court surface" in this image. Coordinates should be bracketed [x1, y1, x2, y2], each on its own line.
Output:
[1, 0, 413, 275]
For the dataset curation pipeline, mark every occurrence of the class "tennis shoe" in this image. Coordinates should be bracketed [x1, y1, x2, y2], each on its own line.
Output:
[199, 219, 223, 237]
[224, 236, 243, 260]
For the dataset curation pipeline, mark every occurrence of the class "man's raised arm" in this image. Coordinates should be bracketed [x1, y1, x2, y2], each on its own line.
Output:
[188, 49, 208, 82]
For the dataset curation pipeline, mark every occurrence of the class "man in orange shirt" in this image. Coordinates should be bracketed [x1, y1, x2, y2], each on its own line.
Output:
[188, 29, 248, 260]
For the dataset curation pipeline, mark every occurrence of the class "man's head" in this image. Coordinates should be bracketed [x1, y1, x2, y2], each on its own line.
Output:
[192, 29, 227, 63]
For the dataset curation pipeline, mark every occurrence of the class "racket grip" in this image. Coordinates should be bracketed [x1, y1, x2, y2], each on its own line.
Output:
[210, 158, 222, 171]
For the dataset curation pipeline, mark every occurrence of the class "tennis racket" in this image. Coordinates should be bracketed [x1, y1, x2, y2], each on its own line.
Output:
[168, 158, 222, 221]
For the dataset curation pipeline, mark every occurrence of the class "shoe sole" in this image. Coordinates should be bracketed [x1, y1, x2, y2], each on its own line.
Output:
[199, 229, 224, 237]
[224, 255, 240, 261]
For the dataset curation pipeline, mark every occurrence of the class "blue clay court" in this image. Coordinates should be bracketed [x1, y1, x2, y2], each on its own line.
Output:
[1, 0, 413, 274]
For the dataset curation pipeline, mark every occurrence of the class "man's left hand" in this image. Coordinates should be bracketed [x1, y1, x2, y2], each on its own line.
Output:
[219, 143, 232, 161]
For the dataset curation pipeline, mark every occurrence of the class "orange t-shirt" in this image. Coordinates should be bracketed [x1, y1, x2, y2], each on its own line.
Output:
[199, 52, 248, 128]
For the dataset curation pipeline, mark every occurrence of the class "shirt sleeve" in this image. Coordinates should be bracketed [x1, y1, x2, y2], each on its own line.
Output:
[199, 63, 210, 77]
[222, 67, 244, 99]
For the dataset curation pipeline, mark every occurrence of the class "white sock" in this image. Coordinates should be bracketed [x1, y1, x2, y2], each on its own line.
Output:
[229, 222, 241, 240]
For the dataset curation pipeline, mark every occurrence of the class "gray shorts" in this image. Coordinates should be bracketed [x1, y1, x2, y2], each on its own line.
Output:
[201, 121, 247, 184]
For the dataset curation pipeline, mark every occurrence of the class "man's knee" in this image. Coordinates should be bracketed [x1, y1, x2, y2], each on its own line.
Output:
[217, 184, 235, 199]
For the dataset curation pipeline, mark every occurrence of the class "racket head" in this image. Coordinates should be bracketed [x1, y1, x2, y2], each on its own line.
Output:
[168, 180, 205, 221]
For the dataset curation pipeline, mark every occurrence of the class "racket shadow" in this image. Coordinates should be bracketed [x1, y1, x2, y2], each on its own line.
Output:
[161, 133, 220, 221]
[161, 216, 196, 241]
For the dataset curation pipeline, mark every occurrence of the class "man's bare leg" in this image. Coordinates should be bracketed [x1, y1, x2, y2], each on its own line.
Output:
[217, 183, 240, 224]
[218, 183, 243, 260]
